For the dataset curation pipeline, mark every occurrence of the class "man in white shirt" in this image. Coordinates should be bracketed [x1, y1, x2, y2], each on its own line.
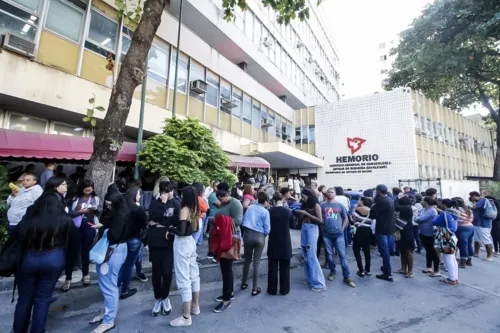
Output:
[7, 173, 43, 235]
[293, 176, 301, 196]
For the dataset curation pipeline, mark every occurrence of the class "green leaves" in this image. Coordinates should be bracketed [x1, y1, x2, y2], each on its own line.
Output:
[139, 117, 233, 185]
[83, 93, 106, 128]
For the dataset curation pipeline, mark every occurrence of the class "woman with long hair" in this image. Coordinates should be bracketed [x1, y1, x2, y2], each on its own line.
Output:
[42, 176, 69, 204]
[12, 193, 73, 333]
[88, 191, 130, 333]
[168, 186, 201, 327]
[433, 199, 459, 285]
[394, 195, 415, 278]
[117, 186, 148, 299]
[297, 188, 326, 292]
[415, 197, 440, 277]
[64, 179, 100, 291]
[454, 197, 475, 268]
[352, 197, 373, 277]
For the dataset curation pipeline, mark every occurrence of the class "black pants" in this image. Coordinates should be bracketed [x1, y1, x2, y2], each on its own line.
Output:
[413, 225, 422, 252]
[220, 258, 234, 301]
[491, 228, 500, 253]
[65, 222, 95, 280]
[150, 247, 174, 300]
[267, 259, 290, 295]
[353, 228, 372, 273]
[420, 234, 439, 272]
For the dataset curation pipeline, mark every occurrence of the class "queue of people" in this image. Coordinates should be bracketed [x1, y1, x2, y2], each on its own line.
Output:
[3, 169, 500, 333]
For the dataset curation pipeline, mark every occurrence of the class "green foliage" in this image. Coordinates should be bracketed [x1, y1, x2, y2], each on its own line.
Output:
[384, 0, 500, 117]
[0, 165, 12, 244]
[139, 117, 234, 185]
[83, 94, 106, 128]
[116, 0, 143, 24]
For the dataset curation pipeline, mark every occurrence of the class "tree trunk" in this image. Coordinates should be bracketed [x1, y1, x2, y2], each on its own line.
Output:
[494, 123, 500, 181]
[88, 0, 169, 196]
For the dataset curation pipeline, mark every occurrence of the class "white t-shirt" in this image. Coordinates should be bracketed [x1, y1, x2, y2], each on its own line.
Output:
[335, 195, 350, 211]
[288, 179, 293, 189]
[293, 179, 301, 194]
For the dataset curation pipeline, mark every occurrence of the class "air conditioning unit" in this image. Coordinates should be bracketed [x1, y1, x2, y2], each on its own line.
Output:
[261, 37, 273, 47]
[459, 135, 468, 141]
[189, 80, 207, 94]
[307, 56, 314, 63]
[1, 33, 35, 58]
[415, 129, 423, 135]
[315, 68, 322, 75]
[261, 118, 274, 128]
[296, 41, 304, 48]
[220, 97, 237, 109]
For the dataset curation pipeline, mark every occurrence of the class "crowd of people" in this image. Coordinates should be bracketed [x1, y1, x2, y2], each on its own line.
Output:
[2, 165, 499, 333]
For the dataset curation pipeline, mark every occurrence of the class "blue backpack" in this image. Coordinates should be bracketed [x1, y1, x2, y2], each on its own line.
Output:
[483, 199, 498, 220]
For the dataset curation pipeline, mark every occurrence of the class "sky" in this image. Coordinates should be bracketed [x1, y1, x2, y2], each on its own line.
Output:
[320, 0, 432, 99]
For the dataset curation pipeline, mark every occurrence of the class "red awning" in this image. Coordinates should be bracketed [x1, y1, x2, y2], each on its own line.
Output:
[0, 129, 137, 162]
[228, 154, 270, 169]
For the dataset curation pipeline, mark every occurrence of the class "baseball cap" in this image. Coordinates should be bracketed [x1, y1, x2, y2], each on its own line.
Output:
[376, 184, 388, 194]
[216, 182, 230, 197]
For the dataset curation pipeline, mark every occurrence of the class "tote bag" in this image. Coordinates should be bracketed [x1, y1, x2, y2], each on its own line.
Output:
[434, 213, 458, 255]
[220, 220, 241, 260]
[90, 229, 110, 264]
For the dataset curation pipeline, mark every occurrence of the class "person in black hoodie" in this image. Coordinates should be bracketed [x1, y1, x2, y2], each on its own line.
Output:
[11, 193, 73, 333]
[369, 184, 395, 282]
[117, 186, 148, 299]
[88, 187, 130, 333]
[147, 181, 180, 317]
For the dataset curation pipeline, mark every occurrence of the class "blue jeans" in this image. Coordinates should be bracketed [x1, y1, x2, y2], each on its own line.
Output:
[323, 232, 350, 279]
[301, 223, 326, 289]
[376, 234, 392, 277]
[14, 249, 65, 333]
[118, 238, 142, 293]
[192, 216, 206, 245]
[141, 191, 153, 210]
[456, 226, 474, 260]
[97, 243, 127, 324]
[135, 246, 143, 274]
[389, 234, 396, 254]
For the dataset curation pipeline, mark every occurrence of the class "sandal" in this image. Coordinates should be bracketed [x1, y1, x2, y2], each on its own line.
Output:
[422, 269, 432, 274]
[405, 273, 414, 278]
[91, 323, 115, 333]
[62, 280, 71, 292]
[241, 282, 248, 290]
[89, 314, 104, 325]
[439, 278, 458, 285]
[430, 272, 442, 277]
[393, 270, 407, 275]
[82, 275, 91, 287]
[251, 287, 261, 296]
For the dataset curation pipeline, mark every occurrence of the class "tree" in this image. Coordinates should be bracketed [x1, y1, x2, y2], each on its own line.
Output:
[384, 0, 500, 178]
[88, 0, 316, 194]
[138, 117, 237, 185]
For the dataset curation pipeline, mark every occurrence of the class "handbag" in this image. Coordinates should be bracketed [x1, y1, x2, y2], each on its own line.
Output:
[395, 217, 408, 231]
[90, 229, 112, 264]
[220, 220, 241, 260]
[72, 197, 92, 228]
[434, 212, 458, 254]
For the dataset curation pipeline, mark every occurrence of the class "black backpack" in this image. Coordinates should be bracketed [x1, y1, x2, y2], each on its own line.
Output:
[0, 237, 21, 277]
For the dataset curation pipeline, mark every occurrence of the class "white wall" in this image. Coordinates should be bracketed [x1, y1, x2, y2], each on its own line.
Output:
[315, 89, 419, 190]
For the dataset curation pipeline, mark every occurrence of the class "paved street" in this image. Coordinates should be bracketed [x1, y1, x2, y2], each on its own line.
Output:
[1, 250, 500, 333]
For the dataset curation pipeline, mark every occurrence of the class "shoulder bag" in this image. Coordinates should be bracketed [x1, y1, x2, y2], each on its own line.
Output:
[220, 219, 241, 260]
[434, 212, 458, 254]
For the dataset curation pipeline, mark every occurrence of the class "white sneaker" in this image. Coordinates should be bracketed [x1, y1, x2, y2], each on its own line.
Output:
[162, 298, 172, 315]
[152, 299, 162, 317]
[170, 315, 192, 327]
[191, 306, 201, 315]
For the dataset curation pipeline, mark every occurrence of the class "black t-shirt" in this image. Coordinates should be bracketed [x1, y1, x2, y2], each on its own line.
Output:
[369, 195, 395, 235]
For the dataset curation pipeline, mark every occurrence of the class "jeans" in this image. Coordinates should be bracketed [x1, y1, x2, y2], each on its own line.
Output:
[192, 216, 205, 246]
[135, 246, 143, 274]
[96, 243, 127, 325]
[323, 232, 351, 279]
[173, 236, 200, 303]
[267, 259, 290, 295]
[301, 223, 326, 289]
[220, 258, 234, 301]
[413, 225, 422, 252]
[65, 222, 96, 280]
[118, 238, 142, 293]
[141, 191, 153, 210]
[353, 227, 372, 273]
[456, 226, 474, 259]
[389, 234, 397, 255]
[14, 249, 65, 333]
[376, 234, 392, 277]
[150, 247, 174, 300]
[420, 234, 440, 271]
[242, 228, 265, 289]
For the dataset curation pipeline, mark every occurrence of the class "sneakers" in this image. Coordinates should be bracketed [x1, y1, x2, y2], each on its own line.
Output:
[213, 301, 231, 313]
[215, 293, 234, 302]
[311, 287, 326, 292]
[357, 271, 365, 277]
[136, 273, 148, 283]
[62, 280, 71, 292]
[191, 306, 201, 315]
[375, 274, 394, 282]
[344, 278, 356, 288]
[170, 315, 192, 327]
[207, 253, 214, 260]
[120, 288, 137, 300]
[365, 270, 371, 276]
[327, 273, 336, 281]
[302, 280, 310, 286]
[91, 323, 115, 333]
[152, 300, 162, 317]
[162, 298, 172, 315]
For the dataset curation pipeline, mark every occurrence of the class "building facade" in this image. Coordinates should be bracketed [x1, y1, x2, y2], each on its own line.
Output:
[315, 89, 494, 190]
[0, 0, 337, 175]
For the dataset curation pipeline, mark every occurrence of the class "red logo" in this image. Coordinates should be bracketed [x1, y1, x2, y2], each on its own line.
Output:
[347, 137, 366, 154]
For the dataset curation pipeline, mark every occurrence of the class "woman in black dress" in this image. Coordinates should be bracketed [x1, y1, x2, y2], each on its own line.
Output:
[394, 195, 414, 278]
[267, 192, 293, 295]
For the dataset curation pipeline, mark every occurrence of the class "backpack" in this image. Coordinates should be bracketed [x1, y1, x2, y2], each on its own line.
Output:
[483, 199, 498, 220]
[0, 233, 22, 278]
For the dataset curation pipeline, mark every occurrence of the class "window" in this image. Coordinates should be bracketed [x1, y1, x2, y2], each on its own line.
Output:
[252, 100, 260, 129]
[232, 87, 242, 118]
[380, 69, 388, 74]
[234, 4, 244, 31]
[379, 55, 387, 61]
[309, 126, 315, 143]
[286, 123, 292, 143]
[245, 10, 253, 40]
[9, 113, 47, 133]
[148, 44, 168, 84]
[189, 60, 204, 101]
[51, 122, 85, 136]
[86, 10, 117, 56]
[379, 42, 386, 49]
[261, 105, 268, 128]
[295, 127, 301, 144]
[275, 115, 282, 139]
[45, 0, 83, 42]
[220, 80, 231, 114]
[206, 70, 219, 108]
[12, 0, 41, 13]
[242, 94, 251, 124]
[0, 0, 40, 41]
[169, 49, 188, 92]
[120, 26, 132, 61]
[301, 125, 308, 144]
[268, 110, 275, 137]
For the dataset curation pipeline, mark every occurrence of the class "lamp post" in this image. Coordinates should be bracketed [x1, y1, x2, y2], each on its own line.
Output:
[134, 57, 148, 180]
[171, 0, 184, 117]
